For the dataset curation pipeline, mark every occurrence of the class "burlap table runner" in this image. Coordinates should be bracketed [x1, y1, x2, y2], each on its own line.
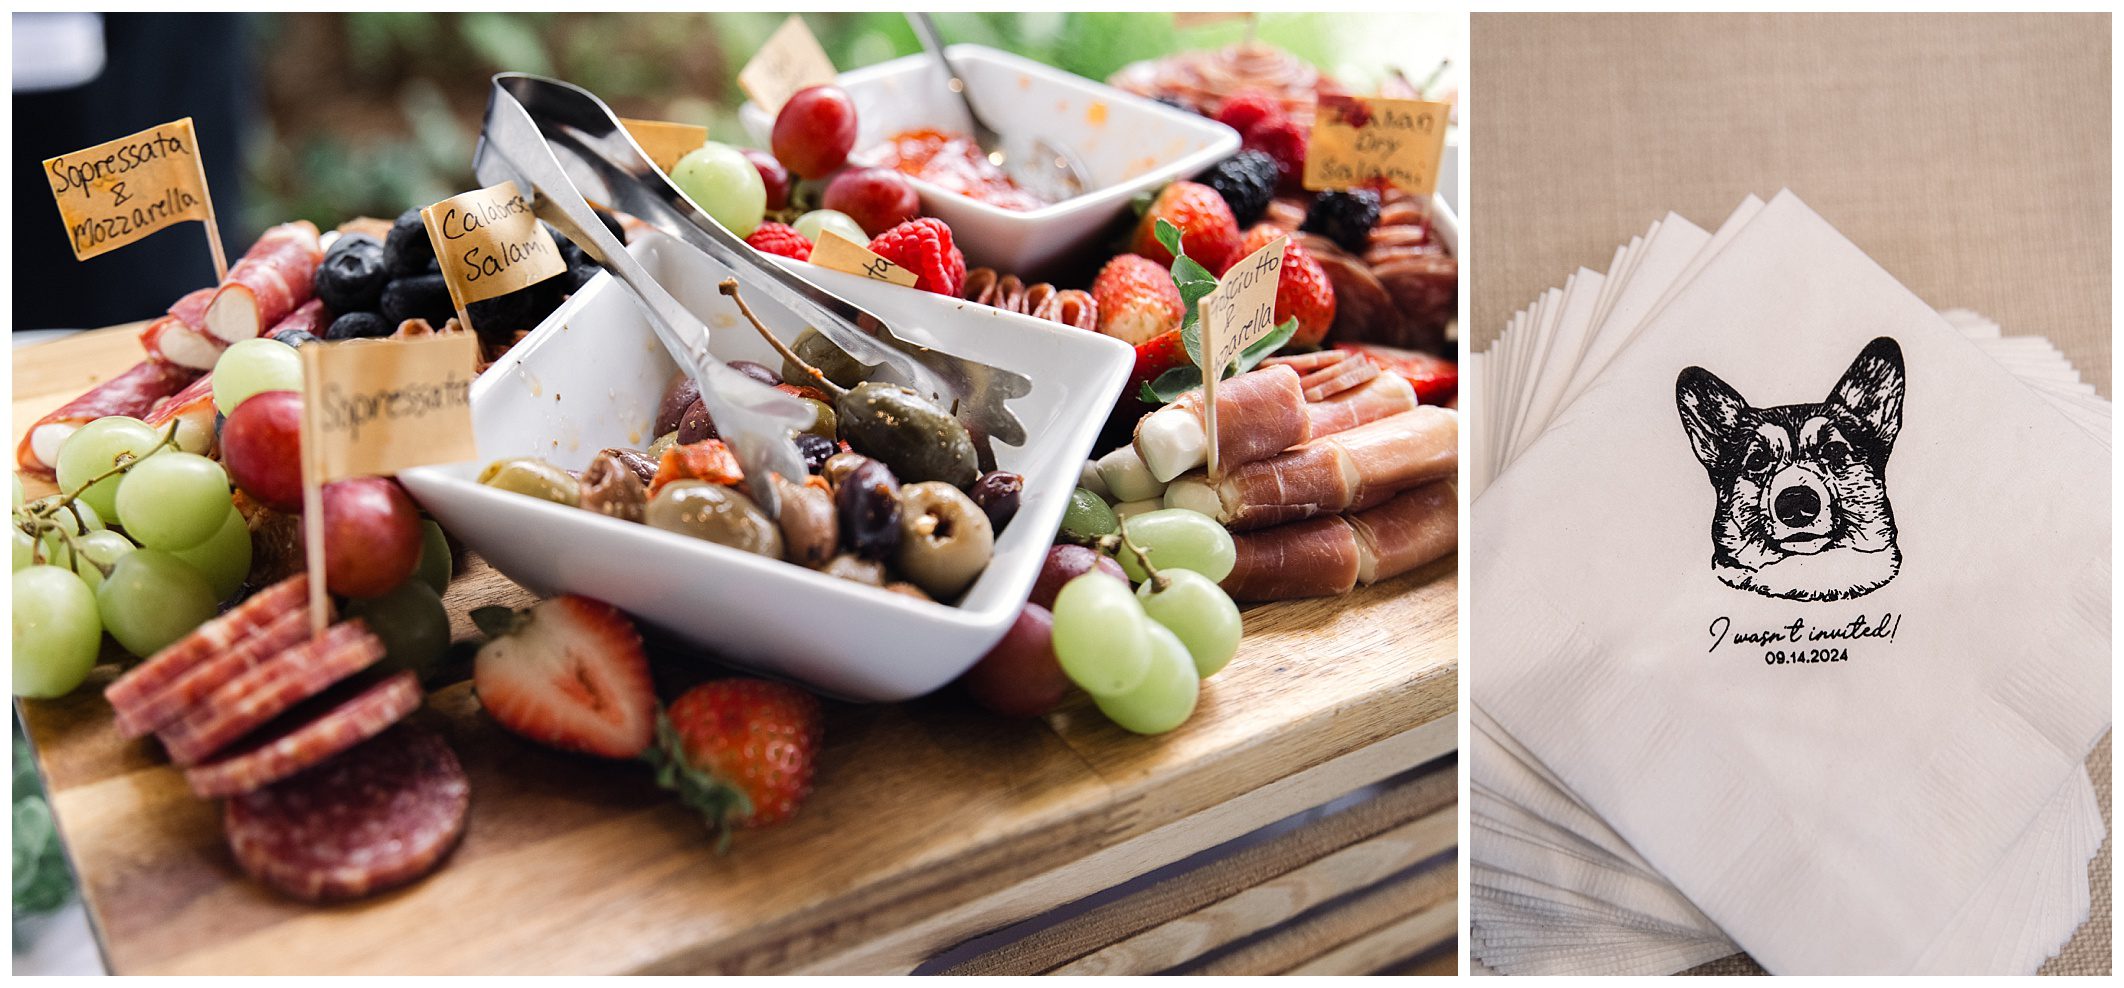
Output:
[1468, 12, 2111, 974]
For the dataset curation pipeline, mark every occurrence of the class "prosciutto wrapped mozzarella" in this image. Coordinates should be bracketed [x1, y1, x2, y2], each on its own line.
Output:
[1133, 363, 1312, 482]
[1164, 406, 1457, 531]
[1220, 481, 1457, 601]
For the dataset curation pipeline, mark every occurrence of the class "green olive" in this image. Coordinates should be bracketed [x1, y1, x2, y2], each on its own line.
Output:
[645, 430, 679, 463]
[837, 382, 978, 488]
[822, 552, 887, 587]
[478, 457, 580, 508]
[798, 397, 838, 440]
[785, 328, 866, 390]
[645, 481, 782, 557]
[895, 482, 994, 599]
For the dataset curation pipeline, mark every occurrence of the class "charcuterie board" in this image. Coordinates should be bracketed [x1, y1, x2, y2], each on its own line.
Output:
[14, 324, 1457, 975]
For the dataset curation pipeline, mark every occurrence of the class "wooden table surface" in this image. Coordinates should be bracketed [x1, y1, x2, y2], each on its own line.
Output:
[12, 326, 1459, 975]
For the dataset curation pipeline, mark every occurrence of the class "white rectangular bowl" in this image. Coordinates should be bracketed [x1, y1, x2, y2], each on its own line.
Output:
[400, 233, 1133, 702]
[740, 44, 1240, 276]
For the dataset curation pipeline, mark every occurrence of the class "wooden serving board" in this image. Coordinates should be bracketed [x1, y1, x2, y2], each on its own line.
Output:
[13, 326, 1458, 975]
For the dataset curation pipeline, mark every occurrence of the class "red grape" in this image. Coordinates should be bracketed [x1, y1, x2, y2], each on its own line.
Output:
[322, 476, 422, 598]
[741, 148, 792, 211]
[823, 167, 921, 237]
[962, 602, 1070, 718]
[1030, 544, 1127, 611]
[222, 390, 305, 512]
[771, 85, 858, 179]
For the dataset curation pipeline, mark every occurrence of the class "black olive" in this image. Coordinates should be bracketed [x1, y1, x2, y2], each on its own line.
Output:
[380, 274, 455, 328]
[835, 458, 902, 561]
[729, 360, 782, 387]
[655, 376, 700, 437]
[315, 234, 388, 314]
[969, 470, 1024, 532]
[676, 397, 717, 444]
[794, 433, 838, 474]
[326, 311, 392, 340]
[836, 382, 979, 488]
[383, 208, 435, 278]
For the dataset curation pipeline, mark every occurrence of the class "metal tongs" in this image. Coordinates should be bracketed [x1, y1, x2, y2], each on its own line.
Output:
[475, 82, 808, 517]
[476, 73, 1032, 466]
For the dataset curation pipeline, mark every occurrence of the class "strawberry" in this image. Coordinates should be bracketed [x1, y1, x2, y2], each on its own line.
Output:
[1091, 254, 1184, 345]
[1213, 89, 1285, 136]
[867, 217, 967, 296]
[1243, 117, 1309, 192]
[745, 222, 812, 261]
[1237, 224, 1337, 348]
[1128, 328, 1192, 400]
[1130, 181, 1242, 274]
[471, 596, 656, 759]
[649, 679, 823, 848]
[1334, 342, 1459, 405]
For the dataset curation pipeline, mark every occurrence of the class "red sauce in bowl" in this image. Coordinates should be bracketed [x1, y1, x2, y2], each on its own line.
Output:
[865, 128, 1049, 212]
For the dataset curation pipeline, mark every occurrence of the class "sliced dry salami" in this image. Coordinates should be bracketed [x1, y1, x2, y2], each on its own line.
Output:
[223, 726, 469, 902]
[15, 358, 202, 478]
[186, 671, 422, 799]
[160, 620, 384, 766]
[106, 573, 311, 725]
[115, 606, 316, 740]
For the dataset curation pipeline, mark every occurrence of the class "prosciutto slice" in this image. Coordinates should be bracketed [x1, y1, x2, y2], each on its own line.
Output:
[204, 221, 324, 344]
[139, 287, 224, 370]
[1221, 481, 1457, 601]
[16, 359, 201, 478]
[1132, 363, 1312, 482]
[1305, 373, 1417, 437]
[1165, 406, 1457, 531]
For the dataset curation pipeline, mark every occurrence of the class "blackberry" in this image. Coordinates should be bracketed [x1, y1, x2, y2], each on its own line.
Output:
[379, 274, 454, 328]
[1300, 189, 1381, 255]
[382, 208, 436, 278]
[326, 311, 392, 340]
[1197, 150, 1280, 227]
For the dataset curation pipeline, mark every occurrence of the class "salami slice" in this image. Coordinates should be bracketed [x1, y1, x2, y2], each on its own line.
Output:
[142, 372, 219, 457]
[160, 620, 385, 766]
[139, 287, 225, 370]
[224, 726, 469, 902]
[106, 573, 310, 724]
[115, 606, 316, 739]
[268, 297, 330, 339]
[186, 671, 422, 799]
[16, 359, 201, 478]
[204, 221, 324, 344]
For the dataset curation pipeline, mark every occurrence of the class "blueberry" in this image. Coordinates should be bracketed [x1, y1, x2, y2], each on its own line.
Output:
[270, 327, 322, 348]
[315, 234, 388, 314]
[326, 311, 393, 340]
[466, 287, 542, 338]
[383, 208, 436, 278]
[380, 274, 454, 328]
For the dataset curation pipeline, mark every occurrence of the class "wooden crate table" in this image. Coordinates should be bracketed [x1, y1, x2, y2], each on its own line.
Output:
[14, 326, 1458, 974]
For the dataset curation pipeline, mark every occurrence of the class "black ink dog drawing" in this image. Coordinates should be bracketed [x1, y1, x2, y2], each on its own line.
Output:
[1675, 337, 1904, 601]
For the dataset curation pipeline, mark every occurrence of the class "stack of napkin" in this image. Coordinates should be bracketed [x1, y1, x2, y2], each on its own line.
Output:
[1468, 191, 2110, 975]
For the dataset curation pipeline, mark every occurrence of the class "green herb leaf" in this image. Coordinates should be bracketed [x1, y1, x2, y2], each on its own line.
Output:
[1143, 365, 1205, 404]
[1153, 217, 1183, 258]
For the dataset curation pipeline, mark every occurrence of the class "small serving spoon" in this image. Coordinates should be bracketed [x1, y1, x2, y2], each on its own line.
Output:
[905, 13, 1090, 203]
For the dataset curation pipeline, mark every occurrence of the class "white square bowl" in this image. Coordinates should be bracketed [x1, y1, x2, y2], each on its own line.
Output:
[740, 44, 1240, 276]
[399, 232, 1133, 702]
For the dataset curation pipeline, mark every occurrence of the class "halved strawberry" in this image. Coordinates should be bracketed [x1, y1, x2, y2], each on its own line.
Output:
[471, 596, 656, 759]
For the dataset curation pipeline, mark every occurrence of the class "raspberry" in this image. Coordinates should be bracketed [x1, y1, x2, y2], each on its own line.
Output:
[1214, 90, 1285, 136]
[745, 222, 813, 262]
[1300, 189, 1382, 255]
[1243, 117, 1309, 192]
[866, 218, 966, 296]
[1196, 150, 1281, 228]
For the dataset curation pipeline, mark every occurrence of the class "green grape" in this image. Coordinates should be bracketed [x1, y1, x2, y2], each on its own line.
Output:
[114, 452, 230, 550]
[171, 506, 249, 599]
[792, 209, 868, 246]
[14, 565, 104, 698]
[1093, 622, 1200, 735]
[67, 530, 138, 594]
[27, 496, 105, 565]
[346, 579, 451, 682]
[95, 550, 218, 658]
[1059, 487, 1120, 542]
[671, 142, 767, 238]
[1117, 509, 1236, 584]
[1050, 571, 1151, 697]
[1139, 569, 1243, 678]
[13, 527, 35, 571]
[54, 416, 161, 520]
[211, 338, 302, 416]
[413, 519, 452, 595]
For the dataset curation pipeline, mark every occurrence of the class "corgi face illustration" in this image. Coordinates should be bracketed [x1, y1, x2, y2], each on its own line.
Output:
[1675, 337, 1905, 601]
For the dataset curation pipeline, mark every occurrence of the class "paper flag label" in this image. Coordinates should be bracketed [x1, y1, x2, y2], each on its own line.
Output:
[738, 15, 838, 116]
[299, 334, 479, 484]
[43, 117, 217, 260]
[1200, 234, 1288, 372]
[1302, 95, 1451, 196]
[421, 181, 567, 310]
[621, 117, 709, 173]
[809, 229, 918, 288]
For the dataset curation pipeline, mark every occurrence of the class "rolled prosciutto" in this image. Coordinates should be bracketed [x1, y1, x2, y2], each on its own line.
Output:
[144, 373, 219, 457]
[1164, 406, 1457, 531]
[1305, 373, 1417, 437]
[139, 287, 223, 370]
[1133, 363, 1312, 482]
[1262, 350, 1380, 401]
[204, 221, 324, 344]
[1220, 481, 1457, 601]
[16, 360, 202, 478]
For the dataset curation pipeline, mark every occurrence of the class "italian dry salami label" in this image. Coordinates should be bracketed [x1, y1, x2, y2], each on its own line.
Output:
[620, 117, 709, 173]
[43, 117, 218, 260]
[299, 333, 478, 484]
[1302, 95, 1451, 196]
[737, 15, 837, 116]
[809, 229, 918, 288]
[421, 181, 568, 310]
